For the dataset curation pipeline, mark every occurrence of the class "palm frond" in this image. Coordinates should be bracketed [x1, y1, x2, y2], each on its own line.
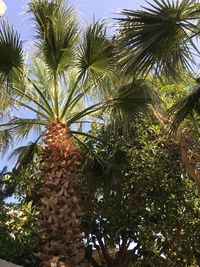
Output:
[77, 21, 116, 83]
[0, 118, 46, 141]
[29, 0, 79, 75]
[60, 77, 95, 120]
[11, 85, 54, 118]
[0, 167, 7, 180]
[60, 73, 83, 120]
[71, 130, 103, 142]
[67, 101, 108, 125]
[30, 57, 54, 99]
[109, 79, 158, 131]
[11, 98, 50, 120]
[116, 0, 199, 79]
[8, 140, 40, 168]
[0, 20, 24, 82]
[170, 83, 200, 132]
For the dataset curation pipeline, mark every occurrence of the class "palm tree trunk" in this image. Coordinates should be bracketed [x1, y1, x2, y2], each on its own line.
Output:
[37, 120, 85, 267]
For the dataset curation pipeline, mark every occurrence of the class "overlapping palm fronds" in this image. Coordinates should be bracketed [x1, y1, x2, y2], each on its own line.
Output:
[29, 0, 79, 76]
[116, 0, 200, 79]
[109, 79, 159, 131]
[8, 141, 40, 168]
[0, 0, 159, 172]
[77, 21, 116, 82]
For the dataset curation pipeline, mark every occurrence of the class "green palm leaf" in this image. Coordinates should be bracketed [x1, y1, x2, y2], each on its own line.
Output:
[67, 101, 108, 125]
[0, 118, 46, 141]
[29, 0, 79, 75]
[77, 21, 116, 83]
[8, 141, 40, 168]
[0, 20, 23, 81]
[109, 79, 158, 131]
[116, 0, 199, 79]
[0, 1, 162, 174]
[0, 87, 12, 116]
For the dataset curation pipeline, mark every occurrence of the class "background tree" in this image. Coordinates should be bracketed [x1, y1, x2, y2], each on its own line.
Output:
[0, 166, 39, 267]
[81, 120, 200, 267]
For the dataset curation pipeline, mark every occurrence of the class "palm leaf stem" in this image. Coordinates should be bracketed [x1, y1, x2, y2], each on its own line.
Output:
[0, 120, 47, 129]
[71, 130, 104, 142]
[53, 73, 60, 118]
[67, 99, 112, 125]
[60, 74, 82, 120]
[12, 87, 52, 117]
[11, 98, 50, 120]
[73, 134, 104, 164]
[26, 76, 55, 119]
[12, 68, 55, 119]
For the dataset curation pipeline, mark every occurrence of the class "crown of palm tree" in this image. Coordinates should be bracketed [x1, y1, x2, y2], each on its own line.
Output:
[116, 0, 200, 80]
[0, 0, 156, 169]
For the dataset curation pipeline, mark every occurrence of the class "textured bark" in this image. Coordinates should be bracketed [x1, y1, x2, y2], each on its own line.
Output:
[37, 120, 85, 267]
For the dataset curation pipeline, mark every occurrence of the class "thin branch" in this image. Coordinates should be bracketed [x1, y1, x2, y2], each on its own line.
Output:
[95, 232, 112, 266]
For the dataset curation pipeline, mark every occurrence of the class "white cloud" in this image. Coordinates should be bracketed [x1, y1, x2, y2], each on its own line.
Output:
[0, 0, 7, 16]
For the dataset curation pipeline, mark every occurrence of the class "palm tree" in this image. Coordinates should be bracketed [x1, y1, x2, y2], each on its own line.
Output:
[0, 1, 156, 266]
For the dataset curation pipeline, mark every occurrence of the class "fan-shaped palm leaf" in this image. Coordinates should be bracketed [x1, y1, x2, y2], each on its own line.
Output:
[29, 0, 79, 75]
[116, 0, 200, 79]
[0, 87, 12, 116]
[0, 21, 23, 82]
[109, 79, 158, 130]
[77, 21, 116, 82]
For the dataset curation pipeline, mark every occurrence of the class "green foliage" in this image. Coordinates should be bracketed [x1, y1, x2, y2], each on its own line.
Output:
[170, 82, 200, 132]
[29, 0, 79, 75]
[0, 165, 41, 267]
[0, 119, 199, 266]
[0, 21, 23, 80]
[0, 1, 200, 266]
[0, 201, 39, 267]
[116, 0, 200, 79]
[0, 0, 157, 158]
[77, 21, 116, 81]
[110, 79, 159, 132]
[81, 121, 200, 266]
